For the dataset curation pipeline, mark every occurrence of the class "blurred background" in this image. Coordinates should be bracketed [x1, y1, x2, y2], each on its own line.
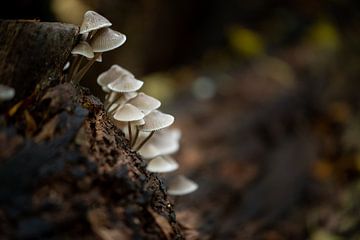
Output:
[2, 0, 360, 239]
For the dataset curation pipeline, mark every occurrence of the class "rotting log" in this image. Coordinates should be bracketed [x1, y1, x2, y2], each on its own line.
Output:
[0, 20, 185, 239]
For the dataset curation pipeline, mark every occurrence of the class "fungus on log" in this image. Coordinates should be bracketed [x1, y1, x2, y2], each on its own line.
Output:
[0, 20, 184, 239]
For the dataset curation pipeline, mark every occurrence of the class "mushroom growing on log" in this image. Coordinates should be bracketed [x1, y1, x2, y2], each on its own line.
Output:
[0, 20, 185, 239]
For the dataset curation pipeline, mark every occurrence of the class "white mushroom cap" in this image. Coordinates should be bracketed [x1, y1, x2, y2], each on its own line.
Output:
[113, 103, 144, 122]
[71, 41, 94, 58]
[108, 76, 143, 93]
[141, 129, 180, 156]
[90, 28, 126, 53]
[146, 156, 179, 173]
[167, 175, 198, 196]
[80, 10, 112, 34]
[128, 92, 161, 115]
[140, 110, 174, 132]
[138, 143, 161, 159]
[97, 65, 134, 88]
[0, 84, 15, 101]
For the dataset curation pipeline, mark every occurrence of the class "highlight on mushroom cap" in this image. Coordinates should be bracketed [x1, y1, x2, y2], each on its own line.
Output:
[90, 28, 126, 53]
[80, 10, 112, 34]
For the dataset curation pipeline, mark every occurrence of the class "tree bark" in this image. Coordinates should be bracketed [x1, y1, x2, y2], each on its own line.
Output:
[0, 20, 184, 239]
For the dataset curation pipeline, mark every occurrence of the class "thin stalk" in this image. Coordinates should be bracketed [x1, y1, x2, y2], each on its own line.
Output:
[73, 53, 101, 83]
[131, 126, 139, 147]
[134, 131, 154, 151]
[67, 55, 80, 80]
[128, 122, 132, 144]
[105, 94, 124, 112]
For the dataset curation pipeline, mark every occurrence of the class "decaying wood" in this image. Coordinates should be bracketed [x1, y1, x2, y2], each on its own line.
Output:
[0, 20, 185, 239]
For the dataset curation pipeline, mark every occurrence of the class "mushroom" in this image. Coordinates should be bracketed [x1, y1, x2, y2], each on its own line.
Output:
[134, 110, 174, 151]
[146, 156, 179, 173]
[74, 28, 126, 82]
[167, 175, 198, 196]
[107, 75, 143, 93]
[0, 84, 15, 101]
[79, 10, 112, 35]
[113, 103, 144, 144]
[69, 41, 94, 80]
[127, 92, 161, 145]
[135, 128, 180, 156]
[97, 65, 134, 91]
[128, 92, 161, 115]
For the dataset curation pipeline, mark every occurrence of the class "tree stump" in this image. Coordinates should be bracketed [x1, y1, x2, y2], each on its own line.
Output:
[0, 20, 184, 239]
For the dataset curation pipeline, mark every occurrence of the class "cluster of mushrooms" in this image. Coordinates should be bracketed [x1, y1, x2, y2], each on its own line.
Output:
[67, 11, 198, 196]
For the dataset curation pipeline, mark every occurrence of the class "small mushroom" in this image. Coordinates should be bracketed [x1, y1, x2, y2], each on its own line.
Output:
[74, 28, 126, 82]
[107, 75, 143, 93]
[98, 65, 134, 93]
[0, 84, 15, 101]
[69, 41, 94, 79]
[138, 143, 161, 159]
[128, 92, 161, 115]
[136, 128, 180, 156]
[80, 10, 112, 35]
[71, 41, 94, 58]
[113, 103, 144, 144]
[167, 175, 198, 196]
[134, 110, 174, 151]
[90, 28, 126, 53]
[146, 156, 179, 173]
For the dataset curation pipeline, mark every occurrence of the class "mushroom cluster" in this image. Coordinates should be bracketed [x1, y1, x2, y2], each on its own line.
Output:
[98, 64, 198, 196]
[68, 11, 198, 196]
[67, 11, 126, 83]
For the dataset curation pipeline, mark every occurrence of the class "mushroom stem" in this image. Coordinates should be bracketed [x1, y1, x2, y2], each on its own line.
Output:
[68, 55, 80, 80]
[128, 121, 133, 145]
[105, 94, 124, 112]
[131, 126, 139, 147]
[73, 53, 101, 82]
[134, 131, 154, 151]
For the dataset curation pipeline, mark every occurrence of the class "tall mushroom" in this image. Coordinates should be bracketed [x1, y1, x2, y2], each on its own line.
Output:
[74, 28, 126, 82]
[69, 41, 94, 81]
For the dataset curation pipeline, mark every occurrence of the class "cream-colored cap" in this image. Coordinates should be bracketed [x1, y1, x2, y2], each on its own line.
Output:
[146, 156, 179, 173]
[128, 92, 161, 115]
[140, 110, 174, 132]
[80, 10, 112, 34]
[113, 103, 144, 122]
[90, 28, 126, 52]
[167, 175, 198, 196]
[71, 41, 94, 58]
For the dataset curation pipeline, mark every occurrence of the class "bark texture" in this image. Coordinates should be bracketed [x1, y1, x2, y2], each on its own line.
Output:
[0, 20, 184, 239]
